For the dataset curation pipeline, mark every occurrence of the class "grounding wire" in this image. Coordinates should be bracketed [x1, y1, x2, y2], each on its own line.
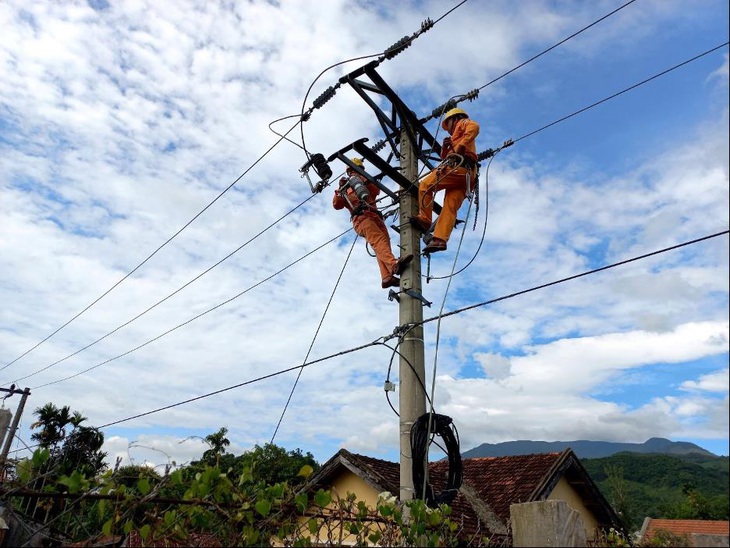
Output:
[269, 234, 359, 445]
[30, 227, 354, 390]
[1, 118, 304, 373]
[8, 192, 320, 385]
[74, 229, 727, 431]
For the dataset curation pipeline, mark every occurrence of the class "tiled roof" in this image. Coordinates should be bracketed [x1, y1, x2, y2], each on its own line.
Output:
[431, 453, 562, 521]
[309, 448, 592, 540]
[643, 518, 730, 539]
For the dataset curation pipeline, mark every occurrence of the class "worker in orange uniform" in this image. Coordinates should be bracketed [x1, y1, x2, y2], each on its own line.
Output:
[333, 158, 413, 288]
[410, 108, 480, 254]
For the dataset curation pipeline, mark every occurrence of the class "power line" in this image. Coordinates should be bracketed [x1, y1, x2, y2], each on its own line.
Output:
[422, 0, 639, 123]
[24, 39, 726, 389]
[419, 230, 729, 327]
[477, 0, 639, 92]
[1, 119, 303, 372]
[512, 42, 730, 144]
[29, 228, 353, 390]
[6, 193, 318, 384]
[3, 0, 471, 374]
[93, 229, 728, 430]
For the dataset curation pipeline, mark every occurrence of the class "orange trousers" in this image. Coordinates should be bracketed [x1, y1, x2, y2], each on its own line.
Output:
[352, 211, 398, 282]
[417, 166, 474, 242]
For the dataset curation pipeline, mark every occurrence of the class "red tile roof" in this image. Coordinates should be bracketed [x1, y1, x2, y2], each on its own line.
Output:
[643, 518, 730, 539]
[309, 448, 622, 541]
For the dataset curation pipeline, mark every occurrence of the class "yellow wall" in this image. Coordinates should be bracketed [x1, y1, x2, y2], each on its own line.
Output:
[328, 469, 381, 507]
[547, 476, 599, 533]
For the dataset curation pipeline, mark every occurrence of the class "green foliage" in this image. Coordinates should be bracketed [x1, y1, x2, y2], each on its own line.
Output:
[7, 444, 476, 546]
[582, 453, 729, 531]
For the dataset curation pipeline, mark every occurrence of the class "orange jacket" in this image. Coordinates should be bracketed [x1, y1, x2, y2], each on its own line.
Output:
[442, 118, 480, 162]
[333, 172, 380, 215]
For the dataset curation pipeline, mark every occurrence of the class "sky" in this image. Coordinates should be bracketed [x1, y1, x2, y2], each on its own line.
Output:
[0, 0, 728, 473]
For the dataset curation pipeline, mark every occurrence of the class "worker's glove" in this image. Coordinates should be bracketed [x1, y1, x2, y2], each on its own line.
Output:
[442, 136, 452, 148]
[339, 176, 348, 187]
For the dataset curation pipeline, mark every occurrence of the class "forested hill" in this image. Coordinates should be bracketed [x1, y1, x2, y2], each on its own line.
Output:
[581, 452, 729, 531]
[462, 437, 717, 459]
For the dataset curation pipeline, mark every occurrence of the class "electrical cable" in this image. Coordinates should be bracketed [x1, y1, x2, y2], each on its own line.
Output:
[297, 1, 468, 158]
[411, 412, 462, 507]
[96, 336, 386, 430]
[1, 118, 304, 373]
[510, 42, 729, 145]
[18, 42, 727, 389]
[417, 230, 729, 329]
[380, 339, 433, 417]
[269, 234, 359, 445]
[32, 229, 723, 433]
[7, 193, 320, 385]
[477, 0, 638, 92]
[421, 0, 640, 124]
[30, 228, 354, 390]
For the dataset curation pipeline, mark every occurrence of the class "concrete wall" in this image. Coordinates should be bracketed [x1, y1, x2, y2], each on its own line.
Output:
[547, 475, 599, 533]
[511, 500, 587, 547]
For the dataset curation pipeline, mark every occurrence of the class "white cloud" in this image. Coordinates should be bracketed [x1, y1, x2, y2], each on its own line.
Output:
[0, 0, 727, 468]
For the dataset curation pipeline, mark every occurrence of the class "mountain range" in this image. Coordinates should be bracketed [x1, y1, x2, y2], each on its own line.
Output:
[461, 437, 718, 459]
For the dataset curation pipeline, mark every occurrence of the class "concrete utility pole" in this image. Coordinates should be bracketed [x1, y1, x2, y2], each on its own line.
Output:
[0, 387, 30, 475]
[397, 125, 427, 502]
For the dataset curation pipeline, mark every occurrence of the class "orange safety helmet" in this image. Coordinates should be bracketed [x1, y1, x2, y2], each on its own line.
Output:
[441, 108, 468, 131]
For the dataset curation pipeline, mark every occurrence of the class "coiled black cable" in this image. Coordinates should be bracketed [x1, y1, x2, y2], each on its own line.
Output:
[410, 412, 462, 507]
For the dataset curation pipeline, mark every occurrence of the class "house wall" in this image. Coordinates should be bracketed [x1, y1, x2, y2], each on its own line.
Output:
[547, 476, 599, 533]
[299, 469, 383, 546]
[328, 469, 380, 507]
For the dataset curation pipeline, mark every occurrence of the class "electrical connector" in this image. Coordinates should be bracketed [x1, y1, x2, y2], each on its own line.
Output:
[383, 381, 396, 392]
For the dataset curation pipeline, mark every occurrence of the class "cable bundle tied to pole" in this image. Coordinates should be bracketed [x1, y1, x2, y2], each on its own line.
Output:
[411, 412, 462, 507]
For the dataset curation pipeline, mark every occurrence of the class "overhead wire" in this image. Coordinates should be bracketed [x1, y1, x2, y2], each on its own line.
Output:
[1, 118, 304, 372]
[417, 230, 729, 329]
[21, 35, 726, 392]
[74, 229, 729, 434]
[476, 0, 639, 92]
[6, 192, 320, 384]
[269, 234, 359, 445]
[510, 41, 729, 145]
[6, 0, 663, 380]
[30, 228, 354, 390]
[420, 0, 640, 124]
[24, 38, 727, 390]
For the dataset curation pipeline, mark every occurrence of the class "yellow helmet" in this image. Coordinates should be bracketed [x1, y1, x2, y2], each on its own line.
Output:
[442, 108, 468, 130]
[350, 157, 364, 168]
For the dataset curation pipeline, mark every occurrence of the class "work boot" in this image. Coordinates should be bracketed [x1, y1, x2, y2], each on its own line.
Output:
[423, 238, 447, 254]
[381, 275, 401, 289]
[409, 217, 432, 233]
[393, 254, 414, 275]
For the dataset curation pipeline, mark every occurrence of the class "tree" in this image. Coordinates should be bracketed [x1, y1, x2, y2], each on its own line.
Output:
[29, 402, 107, 478]
[201, 427, 230, 467]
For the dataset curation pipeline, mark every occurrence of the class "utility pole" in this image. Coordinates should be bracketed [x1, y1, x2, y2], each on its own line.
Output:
[0, 387, 30, 476]
[397, 125, 427, 502]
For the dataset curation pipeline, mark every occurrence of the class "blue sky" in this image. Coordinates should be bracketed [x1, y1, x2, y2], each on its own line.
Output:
[0, 0, 727, 470]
